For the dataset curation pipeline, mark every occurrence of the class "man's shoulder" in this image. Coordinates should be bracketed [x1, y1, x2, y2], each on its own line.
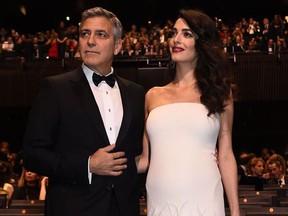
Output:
[46, 67, 83, 82]
[117, 75, 144, 90]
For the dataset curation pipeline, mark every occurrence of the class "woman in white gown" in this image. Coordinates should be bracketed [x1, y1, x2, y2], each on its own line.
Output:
[136, 9, 240, 216]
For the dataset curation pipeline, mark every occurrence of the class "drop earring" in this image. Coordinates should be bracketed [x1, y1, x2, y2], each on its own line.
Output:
[169, 61, 175, 69]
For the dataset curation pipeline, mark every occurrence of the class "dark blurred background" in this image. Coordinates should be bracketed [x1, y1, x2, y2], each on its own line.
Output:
[1, 0, 288, 159]
[1, 0, 288, 33]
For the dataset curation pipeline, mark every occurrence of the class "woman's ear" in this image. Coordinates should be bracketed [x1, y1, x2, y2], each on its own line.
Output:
[114, 39, 122, 55]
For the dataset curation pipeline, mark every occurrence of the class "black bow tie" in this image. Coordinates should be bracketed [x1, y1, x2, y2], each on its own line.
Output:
[92, 73, 115, 88]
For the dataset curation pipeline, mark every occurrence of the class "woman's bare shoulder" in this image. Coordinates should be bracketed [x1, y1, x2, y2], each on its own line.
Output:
[145, 84, 172, 112]
[146, 84, 172, 98]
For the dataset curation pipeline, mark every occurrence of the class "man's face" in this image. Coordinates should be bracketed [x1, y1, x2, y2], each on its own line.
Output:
[268, 163, 282, 179]
[78, 16, 121, 75]
[0, 142, 9, 154]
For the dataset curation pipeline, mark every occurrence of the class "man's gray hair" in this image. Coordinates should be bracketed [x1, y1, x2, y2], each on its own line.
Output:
[80, 7, 123, 41]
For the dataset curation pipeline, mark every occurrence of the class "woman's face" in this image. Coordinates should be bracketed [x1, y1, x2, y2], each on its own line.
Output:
[252, 161, 265, 176]
[25, 170, 38, 182]
[169, 18, 198, 65]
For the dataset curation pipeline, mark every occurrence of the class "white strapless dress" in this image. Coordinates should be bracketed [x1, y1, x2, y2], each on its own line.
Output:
[146, 103, 225, 216]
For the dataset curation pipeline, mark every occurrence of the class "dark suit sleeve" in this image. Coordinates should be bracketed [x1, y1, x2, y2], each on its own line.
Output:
[23, 77, 90, 185]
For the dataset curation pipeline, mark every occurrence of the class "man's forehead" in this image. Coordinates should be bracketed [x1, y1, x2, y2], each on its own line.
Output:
[268, 163, 279, 169]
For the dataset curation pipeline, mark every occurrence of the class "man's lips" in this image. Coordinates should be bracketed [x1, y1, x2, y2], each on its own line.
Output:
[85, 50, 100, 54]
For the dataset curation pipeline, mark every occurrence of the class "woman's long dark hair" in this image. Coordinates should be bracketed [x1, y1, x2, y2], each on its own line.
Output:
[170, 9, 236, 116]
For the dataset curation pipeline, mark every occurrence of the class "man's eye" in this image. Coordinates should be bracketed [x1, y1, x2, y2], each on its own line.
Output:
[96, 32, 107, 38]
[80, 31, 89, 37]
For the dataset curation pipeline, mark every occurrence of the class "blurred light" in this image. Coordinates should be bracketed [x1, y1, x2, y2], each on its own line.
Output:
[66, 16, 70, 21]
[20, 5, 26, 16]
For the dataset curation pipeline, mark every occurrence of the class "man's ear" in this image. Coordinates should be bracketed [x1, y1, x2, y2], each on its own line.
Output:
[114, 39, 122, 55]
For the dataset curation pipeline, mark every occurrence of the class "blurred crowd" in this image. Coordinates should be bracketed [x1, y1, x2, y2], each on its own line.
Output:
[0, 140, 47, 208]
[2, 139, 288, 208]
[1, 13, 288, 206]
[238, 147, 288, 187]
[1, 14, 288, 61]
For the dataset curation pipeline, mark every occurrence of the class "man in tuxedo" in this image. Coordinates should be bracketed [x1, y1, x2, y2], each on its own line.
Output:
[237, 152, 256, 184]
[23, 7, 145, 216]
[265, 154, 288, 186]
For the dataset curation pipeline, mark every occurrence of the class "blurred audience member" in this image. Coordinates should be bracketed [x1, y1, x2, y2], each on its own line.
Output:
[264, 153, 288, 185]
[12, 150, 24, 181]
[2, 36, 15, 58]
[39, 176, 48, 200]
[0, 152, 14, 203]
[238, 152, 256, 184]
[11, 167, 43, 200]
[45, 29, 61, 58]
[247, 157, 265, 177]
[0, 141, 10, 156]
[246, 157, 267, 186]
[56, 21, 68, 58]
[261, 147, 275, 162]
[0, 140, 17, 179]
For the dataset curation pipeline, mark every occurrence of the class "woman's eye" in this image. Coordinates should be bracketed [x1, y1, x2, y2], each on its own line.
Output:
[170, 30, 177, 37]
[184, 32, 194, 38]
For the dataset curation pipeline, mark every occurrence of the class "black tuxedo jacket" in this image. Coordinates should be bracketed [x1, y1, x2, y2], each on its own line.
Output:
[238, 165, 247, 185]
[23, 67, 145, 216]
[266, 175, 288, 185]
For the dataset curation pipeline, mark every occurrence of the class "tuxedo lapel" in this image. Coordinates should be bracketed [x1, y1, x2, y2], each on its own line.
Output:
[71, 68, 110, 145]
[115, 76, 132, 146]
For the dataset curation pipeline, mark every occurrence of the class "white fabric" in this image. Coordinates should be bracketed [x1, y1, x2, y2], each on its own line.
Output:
[83, 64, 123, 184]
[146, 103, 225, 216]
[83, 64, 123, 145]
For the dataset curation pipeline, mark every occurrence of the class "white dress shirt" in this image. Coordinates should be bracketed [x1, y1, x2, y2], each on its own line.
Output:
[82, 64, 123, 183]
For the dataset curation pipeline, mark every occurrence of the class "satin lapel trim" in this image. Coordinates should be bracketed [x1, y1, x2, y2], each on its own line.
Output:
[116, 77, 132, 146]
[71, 69, 110, 145]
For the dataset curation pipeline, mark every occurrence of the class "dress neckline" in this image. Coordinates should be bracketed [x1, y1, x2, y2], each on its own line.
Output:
[149, 102, 204, 114]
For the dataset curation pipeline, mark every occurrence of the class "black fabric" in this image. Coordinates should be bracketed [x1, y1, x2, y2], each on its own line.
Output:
[92, 73, 115, 87]
[23, 67, 145, 216]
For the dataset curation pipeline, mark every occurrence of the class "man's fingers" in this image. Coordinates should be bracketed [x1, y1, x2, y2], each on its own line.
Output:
[103, 144, 116, 152]
[113, 151, 125, 159]
[113, 157, 127, 165]
[110, 170, 123, 176]
[90, 145, 127, 176]
[103, 144, 125, 158]
[113, 164, 127, 171]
